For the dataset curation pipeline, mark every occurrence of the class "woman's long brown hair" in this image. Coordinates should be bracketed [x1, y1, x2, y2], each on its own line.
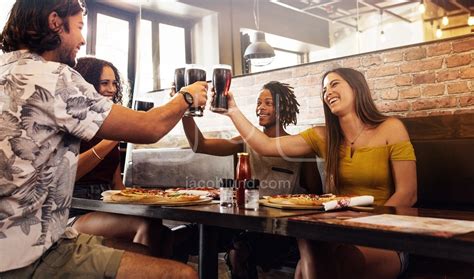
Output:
[321, 68, 387, 194]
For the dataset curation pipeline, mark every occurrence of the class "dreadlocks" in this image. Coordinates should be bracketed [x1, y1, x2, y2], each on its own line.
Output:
[262, 81, 300, 128]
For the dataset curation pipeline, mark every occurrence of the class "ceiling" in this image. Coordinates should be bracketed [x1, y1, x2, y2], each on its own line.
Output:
[101, 0, 474, 31]
[269, 0, 474, 30]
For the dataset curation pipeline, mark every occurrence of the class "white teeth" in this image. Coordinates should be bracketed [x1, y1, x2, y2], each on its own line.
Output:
[328, 98, 339, 105]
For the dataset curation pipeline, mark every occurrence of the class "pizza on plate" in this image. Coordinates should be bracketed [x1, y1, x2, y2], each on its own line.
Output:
[266, 193, 346, 206]
[165, 187, 220, 199]
[103, 188, 202, 204]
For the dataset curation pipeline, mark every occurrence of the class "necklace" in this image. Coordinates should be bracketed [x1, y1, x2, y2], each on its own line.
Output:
[345, 126, 365, 145]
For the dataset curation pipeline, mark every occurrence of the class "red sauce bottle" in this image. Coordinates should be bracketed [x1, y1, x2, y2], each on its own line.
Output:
[236, 152, 251, 207]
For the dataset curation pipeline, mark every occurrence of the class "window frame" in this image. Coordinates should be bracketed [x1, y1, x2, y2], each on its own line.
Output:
[85, 2, 137, 95]
[140, 10, 193, 90]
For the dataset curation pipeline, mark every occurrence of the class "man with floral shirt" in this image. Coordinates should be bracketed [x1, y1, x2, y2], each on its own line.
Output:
[0, 1, 206, 278]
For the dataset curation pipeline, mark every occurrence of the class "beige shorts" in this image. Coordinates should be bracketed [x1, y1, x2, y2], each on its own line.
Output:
[0, 233, 124, 279]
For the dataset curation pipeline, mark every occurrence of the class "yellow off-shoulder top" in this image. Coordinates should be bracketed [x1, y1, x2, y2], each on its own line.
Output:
[299, 127, 416, 205]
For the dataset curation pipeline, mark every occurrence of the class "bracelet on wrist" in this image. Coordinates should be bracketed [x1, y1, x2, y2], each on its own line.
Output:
[91, 147, 103, 160]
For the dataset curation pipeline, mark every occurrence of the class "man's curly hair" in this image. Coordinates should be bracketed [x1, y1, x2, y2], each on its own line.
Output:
[1, 0, 87, 54]
[262, 81, 300, 128]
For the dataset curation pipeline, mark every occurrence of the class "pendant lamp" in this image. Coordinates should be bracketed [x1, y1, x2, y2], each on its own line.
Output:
[243, 0, 275, 66]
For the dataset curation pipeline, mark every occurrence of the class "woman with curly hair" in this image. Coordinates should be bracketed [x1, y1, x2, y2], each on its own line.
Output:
[70, 57, 170, 258]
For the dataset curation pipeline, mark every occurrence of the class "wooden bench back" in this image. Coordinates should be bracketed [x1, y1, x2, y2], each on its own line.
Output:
[401, 114, 474, 211]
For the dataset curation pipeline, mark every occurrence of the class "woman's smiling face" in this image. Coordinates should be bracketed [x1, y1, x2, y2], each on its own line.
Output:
[323, 72, 356, 116]
[98, 65, 118, 100]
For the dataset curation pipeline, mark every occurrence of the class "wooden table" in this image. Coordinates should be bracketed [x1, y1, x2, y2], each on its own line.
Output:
[71, 199, 474, 278]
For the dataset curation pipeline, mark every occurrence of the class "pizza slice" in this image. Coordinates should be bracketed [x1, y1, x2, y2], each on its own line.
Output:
[267, 193, 345, 206]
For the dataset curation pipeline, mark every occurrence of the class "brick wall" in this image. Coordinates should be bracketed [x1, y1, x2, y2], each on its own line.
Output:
[179, 35, 474, 138]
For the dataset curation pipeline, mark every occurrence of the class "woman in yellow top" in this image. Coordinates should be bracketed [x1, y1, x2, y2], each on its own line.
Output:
[222, 67, 417, 279]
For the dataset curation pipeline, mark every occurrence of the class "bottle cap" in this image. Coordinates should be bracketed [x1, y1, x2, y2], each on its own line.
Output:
[244, 179, 260, 190]
[237, 152, 249, 157]
[220, 178, 234, 188]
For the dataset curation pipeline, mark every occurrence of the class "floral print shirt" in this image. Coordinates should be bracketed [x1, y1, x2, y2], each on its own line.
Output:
[0, 50, 113, 271]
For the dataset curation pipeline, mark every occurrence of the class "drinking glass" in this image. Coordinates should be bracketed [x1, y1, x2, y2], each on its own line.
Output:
[174, 67, 185, 93]
[184, 64, 206, 117]
[211, 64, 232, 113]
[134, 100, 154, 111]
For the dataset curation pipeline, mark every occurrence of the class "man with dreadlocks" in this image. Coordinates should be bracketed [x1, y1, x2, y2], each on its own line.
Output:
[181, 81, 322, 278]
[183, 81, 321, 195]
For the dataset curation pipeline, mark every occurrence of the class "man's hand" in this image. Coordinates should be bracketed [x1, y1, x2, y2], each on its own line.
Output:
[182, 81, 208, 107]
[169, 82, 177, 97]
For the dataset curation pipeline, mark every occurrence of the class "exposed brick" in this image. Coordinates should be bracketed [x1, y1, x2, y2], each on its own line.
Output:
[371, 91, 379, 101]
[406, 111, 429, 117]
[373, 77, 396, 89]
[292, 64, 325, 77]
[412, 99, 436, 110]
[426, 42, 451, 57]
[292, 75, 320, 87]
[379, 88, 399, 100]
[454, 108, 474, 114]
[413, 73, 436, 84]
[452, 37, 474, 53]
[427, 110, 454, 116]
[422, 84, 445, 96]
[460, 67, 474, 79]
[436, 69, 459, 82]
[367, 79, 375, 91]
[459, 96, 474, 107]
[233, 75, 255, 87]
[412, 97, 456, 111]
[400, 87, 421, 99]
[447, 82, 469, 94]
[404, 47, 426, 61]
[361, 55, 382, 67]
[382, 51, 403, 63]
[400, 58, 443, 73]
[342, 57, 361, 68]
[395, 75, 412, 86]
[446, 54, 472, 68]
[377, 101, 410, 113]
[366, 65, 399, 78]
[258, 70, 293, 83]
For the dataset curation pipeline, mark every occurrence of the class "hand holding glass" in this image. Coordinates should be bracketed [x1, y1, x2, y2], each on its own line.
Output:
[184, 65, 206, 117]
[211, 64, 232, 113]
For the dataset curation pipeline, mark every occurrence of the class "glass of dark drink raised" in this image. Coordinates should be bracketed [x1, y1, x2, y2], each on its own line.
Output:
[133, 100, 154, 111]
[174, 67, 185, 93]
[211, 64, 232, 113]
[184, 64, 207, 117]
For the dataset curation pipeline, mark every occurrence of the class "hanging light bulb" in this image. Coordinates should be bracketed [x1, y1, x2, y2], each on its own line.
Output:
[442, 15, 449, 26]
[468, 12, 474, 26]
[418, 0, 426, 14]
[243, 0, 275, 67]
[435, 25, 442, 38]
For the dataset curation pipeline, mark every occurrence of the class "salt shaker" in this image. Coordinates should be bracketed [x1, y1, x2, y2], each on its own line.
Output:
[219, 178, 234, 207]
[244, 179, 260, 210]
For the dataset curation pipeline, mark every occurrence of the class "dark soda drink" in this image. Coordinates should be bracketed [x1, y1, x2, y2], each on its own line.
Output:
[184, 65, 206, 117]
[174, 67, 185, 93]
[211, 65, 232, 112]
[185, 68, 206, 85]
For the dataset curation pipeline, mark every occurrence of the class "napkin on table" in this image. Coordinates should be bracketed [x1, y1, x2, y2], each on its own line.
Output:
[323, 195, 374, 211]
